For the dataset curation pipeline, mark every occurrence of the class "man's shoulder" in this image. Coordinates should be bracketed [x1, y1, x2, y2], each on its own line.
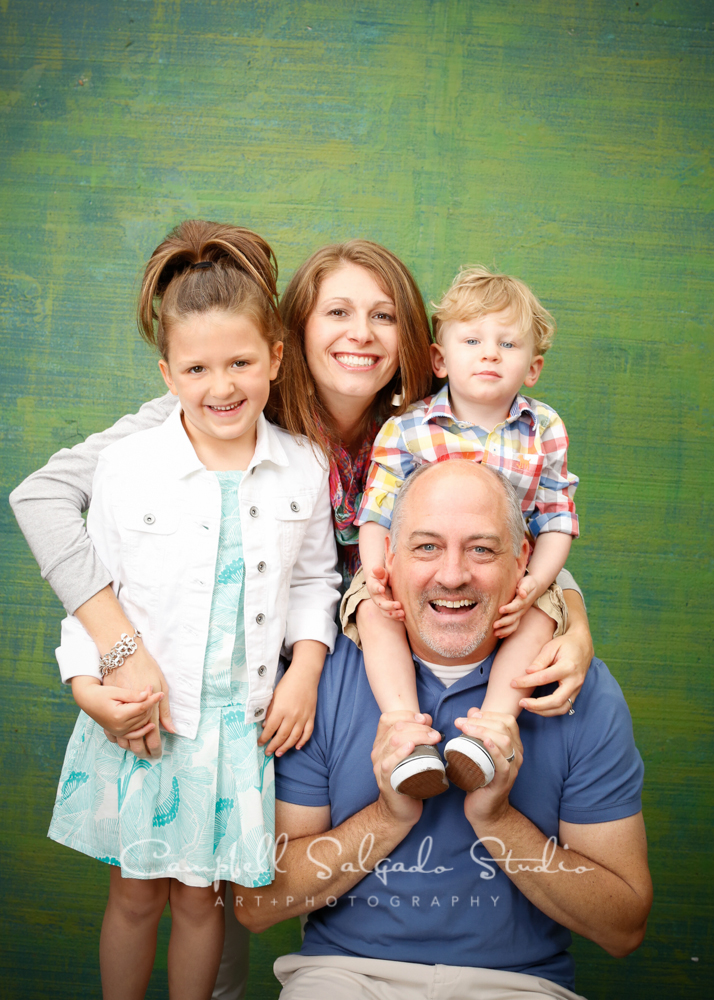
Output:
[319, 634, 369, 703]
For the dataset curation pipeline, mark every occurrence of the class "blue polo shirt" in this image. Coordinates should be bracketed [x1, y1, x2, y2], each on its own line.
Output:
[275, 635, 643, 991]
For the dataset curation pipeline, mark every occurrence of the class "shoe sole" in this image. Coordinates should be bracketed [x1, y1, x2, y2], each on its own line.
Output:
[395, 768, 449, 800]
[444, 739, 495, 792]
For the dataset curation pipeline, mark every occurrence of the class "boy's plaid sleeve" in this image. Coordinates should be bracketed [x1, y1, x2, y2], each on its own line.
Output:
[354, 416, 418, 529]
[528, 409, 579, 538]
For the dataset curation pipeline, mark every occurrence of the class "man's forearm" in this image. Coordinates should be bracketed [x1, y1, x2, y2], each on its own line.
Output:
[235, 798, 414, 933]
[471, 807, 651, 957]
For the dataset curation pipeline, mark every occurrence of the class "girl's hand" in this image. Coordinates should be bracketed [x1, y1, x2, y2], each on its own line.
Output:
[511, 623, 594, 717]
[70, 676, 163, 742]
[365, 565, 405, 621]
[109, 643, 175, 758]
[258, 666, 318, 758]
[494, 576, 539, 638]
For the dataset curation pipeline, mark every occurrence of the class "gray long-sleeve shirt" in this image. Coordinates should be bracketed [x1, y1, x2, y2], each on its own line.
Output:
[9, 393, 177, 613]
[9, 392, 583, 614]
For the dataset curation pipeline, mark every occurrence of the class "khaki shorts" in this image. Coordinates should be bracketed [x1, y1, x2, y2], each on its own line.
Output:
[340, 568, 568, 651]
[274, 953, 586, 1000]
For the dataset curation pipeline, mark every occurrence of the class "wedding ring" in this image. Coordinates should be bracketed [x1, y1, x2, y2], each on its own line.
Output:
[567, 698, 575, 716]
[505, 750, 516, 763]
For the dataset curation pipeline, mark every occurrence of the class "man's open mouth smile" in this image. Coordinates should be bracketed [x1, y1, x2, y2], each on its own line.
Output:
[429, 598, 477, 615]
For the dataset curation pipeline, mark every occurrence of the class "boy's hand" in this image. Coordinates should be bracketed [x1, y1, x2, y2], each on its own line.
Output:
[258, 665, 317, 757]
[71, 676, 163, 743]
[493, 576, 540, 638]
[365, 565, 405, 621]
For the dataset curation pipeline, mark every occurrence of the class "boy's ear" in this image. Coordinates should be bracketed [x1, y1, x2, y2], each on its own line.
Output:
[523, 354, 544, 388]
[430, 342, 448, 379]
[158, 358, 179, 396]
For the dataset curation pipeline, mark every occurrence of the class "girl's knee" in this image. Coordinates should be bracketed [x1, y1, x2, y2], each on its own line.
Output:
[169, 881, 224, 921]
[108, 873, 169, 923]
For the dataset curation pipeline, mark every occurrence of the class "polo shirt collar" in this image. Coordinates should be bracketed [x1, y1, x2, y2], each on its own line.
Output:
[154, 404, 289, 479]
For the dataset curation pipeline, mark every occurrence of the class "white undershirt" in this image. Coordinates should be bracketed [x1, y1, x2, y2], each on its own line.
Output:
[417, 656, 488, 688]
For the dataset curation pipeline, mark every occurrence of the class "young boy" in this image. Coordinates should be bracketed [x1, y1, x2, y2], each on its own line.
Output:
[349, 267, 580, 798]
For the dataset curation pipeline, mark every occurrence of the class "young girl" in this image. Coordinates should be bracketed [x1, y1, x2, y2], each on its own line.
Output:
[48, 220, 341, 999]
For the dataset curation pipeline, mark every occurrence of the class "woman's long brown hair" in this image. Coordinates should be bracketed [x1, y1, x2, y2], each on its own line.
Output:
[266, 239, 433, 452]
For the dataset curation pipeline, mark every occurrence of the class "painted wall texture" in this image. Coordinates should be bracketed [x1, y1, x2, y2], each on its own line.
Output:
[1, 1, 711, 997]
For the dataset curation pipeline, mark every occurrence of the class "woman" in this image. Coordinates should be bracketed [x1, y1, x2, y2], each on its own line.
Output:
[10, 237, 593, 998]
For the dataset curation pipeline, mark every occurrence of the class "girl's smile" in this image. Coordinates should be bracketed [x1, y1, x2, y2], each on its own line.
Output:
[158, 309, 282, 470]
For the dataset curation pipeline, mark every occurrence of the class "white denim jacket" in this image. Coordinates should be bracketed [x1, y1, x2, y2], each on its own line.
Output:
[55, 405, 341, 739]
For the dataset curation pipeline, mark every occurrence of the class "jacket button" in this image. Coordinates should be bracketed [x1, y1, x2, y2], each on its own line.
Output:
[290, 500, 300, 513]
[249, 506, 259, 518]
[258, 665, 267, 677]
[256, 613, 265, 625]
[143, 513, 156, 525]
[257, 561, 266, 573]
[254, 707, 264, 718]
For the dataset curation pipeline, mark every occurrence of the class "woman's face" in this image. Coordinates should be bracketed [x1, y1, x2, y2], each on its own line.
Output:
[304, 263, 400, 423]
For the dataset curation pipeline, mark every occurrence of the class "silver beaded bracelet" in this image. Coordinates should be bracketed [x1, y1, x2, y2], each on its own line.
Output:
[99, 629, 142, 679]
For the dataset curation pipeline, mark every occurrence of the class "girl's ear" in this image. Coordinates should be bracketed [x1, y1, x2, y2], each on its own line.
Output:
[430, 342, 448, 379]
[269, 341, 284, 381]
[158, 358, 178, 396]
[523, 354, 544, 388]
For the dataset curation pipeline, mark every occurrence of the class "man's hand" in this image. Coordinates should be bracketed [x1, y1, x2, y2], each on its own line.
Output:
[493, 576, 540, 638]
[512, 615, 594, 717]
[453, 709, 523, 827]
[71, 676, 163, 742]
[365, 565, 405, 621]
[107, 644, 175, 758]
[371, 711, 441, 828]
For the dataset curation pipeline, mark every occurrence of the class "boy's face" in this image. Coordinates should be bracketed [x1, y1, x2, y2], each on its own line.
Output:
[431, 309, 543, 420]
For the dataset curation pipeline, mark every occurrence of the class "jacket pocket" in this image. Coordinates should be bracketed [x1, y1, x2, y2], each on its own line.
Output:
[271, 491, 318, 568]
[113, 502, 181, 608]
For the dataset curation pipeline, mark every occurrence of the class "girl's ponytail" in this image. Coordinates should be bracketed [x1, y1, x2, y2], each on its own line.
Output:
[137, 221, 281, 358]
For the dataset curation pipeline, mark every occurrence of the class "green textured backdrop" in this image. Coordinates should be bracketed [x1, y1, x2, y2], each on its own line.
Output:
[1, 1, 712, 997]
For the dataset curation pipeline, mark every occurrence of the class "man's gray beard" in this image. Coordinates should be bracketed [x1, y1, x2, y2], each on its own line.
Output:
[415, 590, 493, 659]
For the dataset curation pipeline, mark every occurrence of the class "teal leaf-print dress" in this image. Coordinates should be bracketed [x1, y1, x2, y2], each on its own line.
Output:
[49, 471, 275, 887]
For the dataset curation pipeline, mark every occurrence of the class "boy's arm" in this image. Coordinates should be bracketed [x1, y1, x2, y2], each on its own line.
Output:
[529, 407, 579, 540]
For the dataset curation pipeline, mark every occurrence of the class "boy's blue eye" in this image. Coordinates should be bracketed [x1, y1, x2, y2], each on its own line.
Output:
[466, 339, 479, 346]
[500, 342, 515, 349]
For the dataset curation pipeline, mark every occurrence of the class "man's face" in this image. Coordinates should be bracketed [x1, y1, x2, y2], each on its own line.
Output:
[386, 465, 529, 665]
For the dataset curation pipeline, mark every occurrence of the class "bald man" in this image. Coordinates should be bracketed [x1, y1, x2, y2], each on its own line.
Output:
[236, 462, 651, 1000]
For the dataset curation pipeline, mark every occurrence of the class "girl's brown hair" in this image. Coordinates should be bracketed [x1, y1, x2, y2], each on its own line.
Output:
[267, 239, 432, 450]
[137, 220, 282, 359]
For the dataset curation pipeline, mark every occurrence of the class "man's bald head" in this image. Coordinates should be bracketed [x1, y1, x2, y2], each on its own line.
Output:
[385, 461, 529, 664]
[390, 461, 525, 556]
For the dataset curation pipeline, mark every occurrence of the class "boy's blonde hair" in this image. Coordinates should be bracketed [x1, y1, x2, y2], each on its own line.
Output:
[432, 266, 556, 356]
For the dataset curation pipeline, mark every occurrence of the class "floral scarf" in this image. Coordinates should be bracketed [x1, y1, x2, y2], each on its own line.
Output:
[318, 416, 379, 585]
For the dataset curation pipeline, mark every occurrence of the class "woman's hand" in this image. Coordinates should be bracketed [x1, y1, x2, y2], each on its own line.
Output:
[71, 675, 163, 741]
[107, 643, 176, 757]
[365, 564, 405, 621]
[512, 613, 594, 717]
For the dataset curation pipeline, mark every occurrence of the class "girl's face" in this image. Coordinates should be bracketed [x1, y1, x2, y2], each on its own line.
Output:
[159, 309, 282, 465]
[304, 263, 400, 423]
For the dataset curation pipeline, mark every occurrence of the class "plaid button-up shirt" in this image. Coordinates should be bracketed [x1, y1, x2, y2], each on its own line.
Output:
[355, 385, 579, 539]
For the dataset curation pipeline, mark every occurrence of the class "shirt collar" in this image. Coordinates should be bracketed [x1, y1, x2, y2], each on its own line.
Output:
[154, 404, 289, 479]
[413, 649, 495, 694]
[424, 385, 537, 430]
